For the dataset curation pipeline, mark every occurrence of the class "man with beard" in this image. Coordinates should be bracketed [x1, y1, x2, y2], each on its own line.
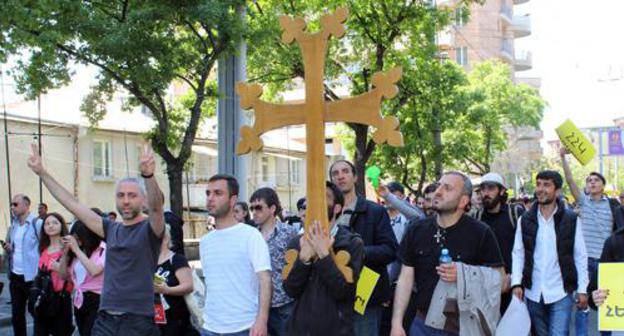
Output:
[283, 181, 365, 336]
[511, 170, 588, 336]
[200, 174, 272, 336]
[390, 172, 504, 336]
[27, 144, 165, 335]
[330, 160, 397, 336]
[474, 172, 524, 313]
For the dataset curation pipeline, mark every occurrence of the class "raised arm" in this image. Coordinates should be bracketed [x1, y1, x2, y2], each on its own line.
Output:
[27, 144, 104, 237]
[560, 147, 581, 202]
[139, 146, 165, 238]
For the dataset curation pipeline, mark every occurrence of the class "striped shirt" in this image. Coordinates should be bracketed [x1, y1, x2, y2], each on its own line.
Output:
[578, 194, 613, 258]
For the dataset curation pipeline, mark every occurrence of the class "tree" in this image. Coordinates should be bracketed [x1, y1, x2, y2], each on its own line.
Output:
[246, 0, 477, 195]
[445, 60, 545, 175]
[0, 0, 244, 216]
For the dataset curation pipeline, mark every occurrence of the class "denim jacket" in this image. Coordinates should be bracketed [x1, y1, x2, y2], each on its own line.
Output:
[7, 213, 41, 281]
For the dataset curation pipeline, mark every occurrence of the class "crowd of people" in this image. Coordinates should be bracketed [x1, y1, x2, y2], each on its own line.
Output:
[2, 144, 623, 336]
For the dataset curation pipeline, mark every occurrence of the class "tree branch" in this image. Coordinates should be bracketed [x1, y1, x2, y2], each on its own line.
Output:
[184, 20, 209, 53]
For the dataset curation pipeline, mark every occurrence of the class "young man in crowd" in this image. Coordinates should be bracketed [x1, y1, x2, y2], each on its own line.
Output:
[474, 172, 524, 313]
[249, 187, 298, 336]
[200, 174, 271, 336]
[283, 181, 365, 335]
[390, 172, 504, 336]
[511, 170, 588, 336]
[3, 193, 41, 336]
[28, 144, 165, 335]
[330, 160, 397, 336]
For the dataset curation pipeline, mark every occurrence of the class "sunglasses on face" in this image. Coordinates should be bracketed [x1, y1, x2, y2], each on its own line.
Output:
[250, 204, 266, 212]
[10, 202, 18, 207]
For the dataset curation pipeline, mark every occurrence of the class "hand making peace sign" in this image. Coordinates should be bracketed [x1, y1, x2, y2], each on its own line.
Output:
[27, 143, 45, 176]
[139, 144, 156, 178]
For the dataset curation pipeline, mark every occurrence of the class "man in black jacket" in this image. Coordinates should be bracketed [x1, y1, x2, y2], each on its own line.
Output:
[330, 160, 398, 336]
[283, 181, 365, 336]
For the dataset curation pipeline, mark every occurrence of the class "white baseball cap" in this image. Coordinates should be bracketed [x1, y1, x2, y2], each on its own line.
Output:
[480, 173, 506, 189]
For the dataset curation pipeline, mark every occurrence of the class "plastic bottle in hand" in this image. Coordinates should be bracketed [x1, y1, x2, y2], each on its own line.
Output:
[439, 248, 452, 265]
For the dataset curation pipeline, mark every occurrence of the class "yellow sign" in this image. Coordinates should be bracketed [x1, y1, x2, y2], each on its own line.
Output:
[555, 119, 596, 165]
[598, 263, 624, 331]
[354, 266, 380, 315]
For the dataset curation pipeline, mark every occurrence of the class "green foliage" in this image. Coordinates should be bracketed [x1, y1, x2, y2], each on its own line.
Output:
[0, 0, 245, 215]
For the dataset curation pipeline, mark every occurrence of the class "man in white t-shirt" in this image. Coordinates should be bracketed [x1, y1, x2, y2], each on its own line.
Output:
[200, 174, 272, 336]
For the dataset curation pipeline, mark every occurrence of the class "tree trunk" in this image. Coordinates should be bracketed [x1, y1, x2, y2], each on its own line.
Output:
[352, 124, 375, 196]
[432, 106, 443, 179]
[165, 161, 185, 218]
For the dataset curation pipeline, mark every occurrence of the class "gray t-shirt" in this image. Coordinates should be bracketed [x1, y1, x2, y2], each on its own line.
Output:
[100, 218, 162, 316]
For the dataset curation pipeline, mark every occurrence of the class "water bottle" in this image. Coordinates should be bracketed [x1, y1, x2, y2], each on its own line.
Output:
[439, 248, 452, 265]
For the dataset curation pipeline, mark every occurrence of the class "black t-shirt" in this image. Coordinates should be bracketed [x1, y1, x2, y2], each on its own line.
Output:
[155, 253, 191, 321]
[480, 204, 524, 273]
[399, 214, 503, 312]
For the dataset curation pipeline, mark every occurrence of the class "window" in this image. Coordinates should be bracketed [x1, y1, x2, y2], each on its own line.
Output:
[455, 47, 468, 65]
[93, 140, 113, 178]
[261, 156, 269, 182]
[290, 160, 302, 185]
[454, 8, 465, 27]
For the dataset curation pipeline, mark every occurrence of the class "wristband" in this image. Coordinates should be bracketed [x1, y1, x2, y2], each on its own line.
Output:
[141, 173, 154, 179]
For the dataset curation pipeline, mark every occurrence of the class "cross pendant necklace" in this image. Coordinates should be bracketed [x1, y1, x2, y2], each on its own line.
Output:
[434, 228, 444, 244]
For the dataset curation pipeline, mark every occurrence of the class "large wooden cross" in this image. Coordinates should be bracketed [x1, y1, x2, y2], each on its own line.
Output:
[236, 7, 403, 235]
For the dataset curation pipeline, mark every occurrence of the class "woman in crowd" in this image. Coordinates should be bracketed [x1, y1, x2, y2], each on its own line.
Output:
[233, 201, 254, 226]
[154, 224, 196, 335]
[59, 220, 106, 336]
[35, 213, 73, 336]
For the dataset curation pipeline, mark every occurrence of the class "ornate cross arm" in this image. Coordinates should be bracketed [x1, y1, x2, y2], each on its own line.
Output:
[280, 7, 349, 44]
[326, 67, 404, 146]
[236, 82, 306, 154]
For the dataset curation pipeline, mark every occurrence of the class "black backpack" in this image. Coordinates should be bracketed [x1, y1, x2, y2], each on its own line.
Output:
[28, 264, 69, 318]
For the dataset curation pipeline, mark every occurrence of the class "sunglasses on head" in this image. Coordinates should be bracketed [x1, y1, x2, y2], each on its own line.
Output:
[250, 204, 266, 212]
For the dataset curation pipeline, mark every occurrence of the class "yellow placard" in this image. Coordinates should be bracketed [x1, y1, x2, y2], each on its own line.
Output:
[555, 119, 596, 166]
[598, 262, 624, 331]
[354, 266, 380, 315]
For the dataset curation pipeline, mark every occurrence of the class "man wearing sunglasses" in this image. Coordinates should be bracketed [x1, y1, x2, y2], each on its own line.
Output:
[249, 188, 298, 336]
[3, 194, 40, 336]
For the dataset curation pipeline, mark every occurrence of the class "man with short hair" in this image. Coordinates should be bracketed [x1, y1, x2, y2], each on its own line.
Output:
[561, 148, 622, 335]
[475, 172, 524, 313]
[3, 193, 40, 336]
[283, 181, 365, 335]
[200, 174, 271, 336]
[390, 172, 504, 336]
[330, 160, 397, 336]
[107, 211, 117, 222]
[422, 183, 440, 217]
[27, 144, 165, 335]
[249, 187, 298, 336]
[511, 170, 588, 336]
[37, 202, 48, 221]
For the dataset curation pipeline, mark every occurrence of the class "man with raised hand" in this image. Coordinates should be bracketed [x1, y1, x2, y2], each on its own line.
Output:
[28, 143, 165, 336]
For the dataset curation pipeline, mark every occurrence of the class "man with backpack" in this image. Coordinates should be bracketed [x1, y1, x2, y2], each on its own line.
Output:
[474, 172, 524, 314]
[3, 193, 41, 336]
[561, 148, 624, 335]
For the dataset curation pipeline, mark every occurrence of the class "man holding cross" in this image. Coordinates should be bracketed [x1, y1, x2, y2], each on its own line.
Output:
[27, 143, 165, 335]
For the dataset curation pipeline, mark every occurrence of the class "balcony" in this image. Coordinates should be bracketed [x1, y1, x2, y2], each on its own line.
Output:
[500, 39, 514, 62]
[514, 51, 532, 71]
[513, 0, 529, 4]
[437, 29, 453, 49]
[500, 4, 513, 25]
[511, 15, 531, 38]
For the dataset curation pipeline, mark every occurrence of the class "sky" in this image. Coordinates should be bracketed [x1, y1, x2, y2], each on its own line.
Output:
[515, 0, 624, 142]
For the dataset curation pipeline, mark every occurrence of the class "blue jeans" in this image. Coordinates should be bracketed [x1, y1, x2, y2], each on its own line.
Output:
[353, 304, 382, 336]
[92, 311, 159, 336]
[200, 329, 249, 336]
[268, 302, 294, 336]
[408, 317, 458, 336]
[527, 294, 573, 336]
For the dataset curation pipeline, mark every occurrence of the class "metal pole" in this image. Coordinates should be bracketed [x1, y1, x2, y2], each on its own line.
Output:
[217, 5, 248, 200]
[37, 95, 43, 204]
[1, 67, 12, 206]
